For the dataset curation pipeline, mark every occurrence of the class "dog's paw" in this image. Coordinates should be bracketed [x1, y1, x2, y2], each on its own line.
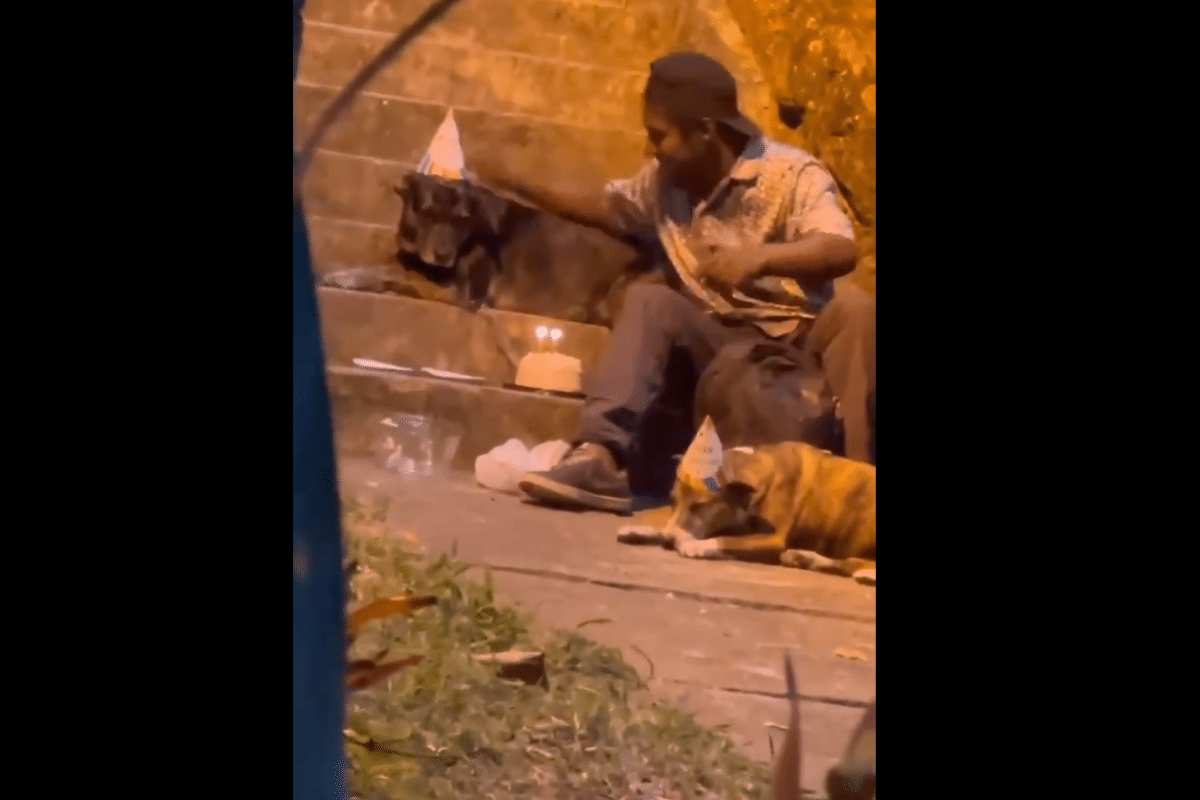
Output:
[852, 568, 876, 586]
[677, 538, 728, 560]
[781, 549, 836, 571]
[617, 525, 671, 546]
[780, 549, 816, 569]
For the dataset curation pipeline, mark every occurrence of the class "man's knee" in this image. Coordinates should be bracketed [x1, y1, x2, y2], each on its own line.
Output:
[616, 281, 694, 332]
[827, 279, 876, 329]
[621, 281, 681, 314]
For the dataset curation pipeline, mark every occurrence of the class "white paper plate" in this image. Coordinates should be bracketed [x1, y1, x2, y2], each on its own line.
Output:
[352, 358, 414, 373]
[421, 367, 484, 382]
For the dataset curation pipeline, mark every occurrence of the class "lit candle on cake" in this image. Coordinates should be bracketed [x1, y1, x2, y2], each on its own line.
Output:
[514, 324, 583, 394]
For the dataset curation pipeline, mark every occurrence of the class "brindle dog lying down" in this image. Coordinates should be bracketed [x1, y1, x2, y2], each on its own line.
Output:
[617, 441, 877, 584]
[394, 172, 659, 325]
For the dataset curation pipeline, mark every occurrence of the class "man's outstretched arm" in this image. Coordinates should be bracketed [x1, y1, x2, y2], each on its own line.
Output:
[469, 157, 658, 241]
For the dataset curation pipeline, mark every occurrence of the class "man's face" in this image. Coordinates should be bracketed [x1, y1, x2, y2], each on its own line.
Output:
[643, 103, 711, 189]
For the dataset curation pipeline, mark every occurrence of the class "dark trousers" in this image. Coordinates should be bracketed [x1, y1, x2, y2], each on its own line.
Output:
[578, 278, 876, 464]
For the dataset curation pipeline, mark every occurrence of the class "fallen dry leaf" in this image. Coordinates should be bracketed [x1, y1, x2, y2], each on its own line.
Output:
[347, 655, 423, 691]
[772, 651, 802, 800]
[474, 650, 548, 687]
[575, 617, 614, 629]
[834, 648, 870, 662]
[348, 594, 438, 637]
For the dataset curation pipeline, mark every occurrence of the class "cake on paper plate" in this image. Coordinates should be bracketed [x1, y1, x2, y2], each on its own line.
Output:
[514, 352, 583, 394]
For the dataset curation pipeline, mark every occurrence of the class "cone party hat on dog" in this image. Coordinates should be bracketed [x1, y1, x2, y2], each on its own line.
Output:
[417, 109, 465, 180]
[678, 416, 726, 493]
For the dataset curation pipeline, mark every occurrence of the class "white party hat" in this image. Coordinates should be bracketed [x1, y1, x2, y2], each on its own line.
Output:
[678, 416, 727, 493]
[416, 109, 465, 180]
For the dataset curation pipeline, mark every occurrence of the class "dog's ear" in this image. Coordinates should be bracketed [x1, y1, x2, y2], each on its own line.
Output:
[747, 342, 799, 374]
[473, 190, 511, 235]
[746, 514, 776, 534]
[393, 173, 418, 201]
[747, 342, 780, 360]
[760, 355, 800, 374]
[720, 481, 757, 510]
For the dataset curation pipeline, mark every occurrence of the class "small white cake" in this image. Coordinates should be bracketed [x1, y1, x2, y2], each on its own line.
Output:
[515, 352, 583, 394]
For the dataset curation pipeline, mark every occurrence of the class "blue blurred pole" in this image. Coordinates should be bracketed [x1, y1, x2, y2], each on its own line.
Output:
[294, 0, 347, 797]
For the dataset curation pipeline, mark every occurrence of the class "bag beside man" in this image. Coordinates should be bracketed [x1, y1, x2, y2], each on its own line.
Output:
[694, 338, 844, 454]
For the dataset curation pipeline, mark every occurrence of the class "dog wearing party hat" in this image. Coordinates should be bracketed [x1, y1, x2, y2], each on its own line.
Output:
[617, 417, 876, 584]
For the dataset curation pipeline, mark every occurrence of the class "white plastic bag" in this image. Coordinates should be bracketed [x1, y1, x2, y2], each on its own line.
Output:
[474, 438, 572, 495]
[474, 438, 529, 494]
[526, 440, 571, 473]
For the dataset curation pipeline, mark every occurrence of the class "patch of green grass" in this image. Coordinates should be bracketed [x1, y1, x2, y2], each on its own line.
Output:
[341, 495, 773, 800]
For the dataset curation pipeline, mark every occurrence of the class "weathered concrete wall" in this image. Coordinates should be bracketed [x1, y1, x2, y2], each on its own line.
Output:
[724, 0, 876, 295]
[295, 0, 875, 295]
[295, 0, 772, 276]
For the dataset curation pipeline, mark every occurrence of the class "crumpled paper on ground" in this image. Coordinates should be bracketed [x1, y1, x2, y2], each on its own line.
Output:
[475, 438, 571, 494]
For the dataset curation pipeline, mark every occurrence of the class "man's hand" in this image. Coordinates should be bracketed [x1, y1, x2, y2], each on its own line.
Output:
[699, 245, 771, 291]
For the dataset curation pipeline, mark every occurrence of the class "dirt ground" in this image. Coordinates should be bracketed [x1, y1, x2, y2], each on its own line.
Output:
[338, 456, 875, 795]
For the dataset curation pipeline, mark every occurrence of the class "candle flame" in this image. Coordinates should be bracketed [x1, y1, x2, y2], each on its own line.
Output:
[535, 325, 548, 340]
[550, 328, 563, 342]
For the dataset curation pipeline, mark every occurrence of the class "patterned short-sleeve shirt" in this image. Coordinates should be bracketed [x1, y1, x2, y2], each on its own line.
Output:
[603, 137, 855, 338]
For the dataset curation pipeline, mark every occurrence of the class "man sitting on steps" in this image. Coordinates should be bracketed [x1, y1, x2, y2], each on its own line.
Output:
[471, 51, 876, 514]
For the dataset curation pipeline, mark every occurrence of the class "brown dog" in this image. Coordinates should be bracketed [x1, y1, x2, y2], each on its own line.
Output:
[617, 441, 876, 584]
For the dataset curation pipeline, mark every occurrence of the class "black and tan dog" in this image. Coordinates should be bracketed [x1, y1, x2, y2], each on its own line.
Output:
[694, 338, 843, 454]
[392, 172, 507, 309]
[617, 440, 876, 584]
[393, 172, 659, 325]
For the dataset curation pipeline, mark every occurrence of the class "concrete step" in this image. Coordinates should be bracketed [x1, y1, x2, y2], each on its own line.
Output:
[327, 365, 690, 499]
[327, 365, 584, 473]
[317, 288, 612, 385]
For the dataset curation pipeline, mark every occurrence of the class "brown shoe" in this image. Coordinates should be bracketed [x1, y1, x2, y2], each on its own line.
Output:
[517, 443, 631, 513]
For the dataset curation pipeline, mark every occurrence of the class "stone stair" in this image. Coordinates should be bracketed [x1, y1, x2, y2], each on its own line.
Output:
[317, 288, 692, 499]
[326, 365, 588, 472]
[318, 288, 611, 384]
[318, 287, 603, 452]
